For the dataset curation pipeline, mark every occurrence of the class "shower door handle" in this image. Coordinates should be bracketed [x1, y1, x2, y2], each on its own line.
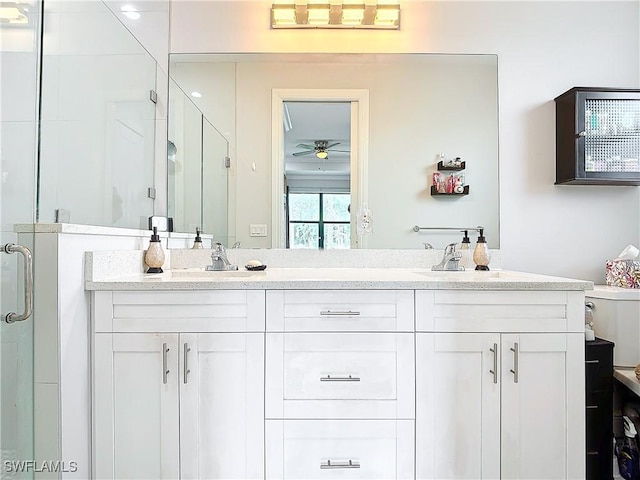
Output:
[2, 243, 33, 323]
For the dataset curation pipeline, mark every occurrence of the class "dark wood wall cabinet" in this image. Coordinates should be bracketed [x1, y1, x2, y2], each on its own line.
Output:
[555, 87, 640, 185]
[585, 338, 614, 480]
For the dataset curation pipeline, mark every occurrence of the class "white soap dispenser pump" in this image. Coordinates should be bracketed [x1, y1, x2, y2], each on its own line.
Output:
[472, 228, 490, 271]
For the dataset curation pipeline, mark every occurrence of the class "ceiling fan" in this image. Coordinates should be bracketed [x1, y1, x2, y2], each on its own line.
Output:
[292, 140, 350, 159]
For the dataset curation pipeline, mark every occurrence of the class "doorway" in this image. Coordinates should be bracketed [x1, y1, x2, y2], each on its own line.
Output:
[271, 89, 369, 249]
[283, 101, 351, 249]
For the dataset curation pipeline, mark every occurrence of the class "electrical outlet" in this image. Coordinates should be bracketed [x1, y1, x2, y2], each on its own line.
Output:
[249, 224, 267, 237]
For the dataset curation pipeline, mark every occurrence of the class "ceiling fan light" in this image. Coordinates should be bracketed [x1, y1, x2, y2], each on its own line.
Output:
[316, 151, 328, 159]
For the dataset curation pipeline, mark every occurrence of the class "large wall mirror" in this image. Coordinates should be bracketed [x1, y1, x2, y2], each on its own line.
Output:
[169, 53, 499, 249]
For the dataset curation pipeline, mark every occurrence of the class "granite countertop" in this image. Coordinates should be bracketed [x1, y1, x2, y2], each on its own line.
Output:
[85, 267, 593, 291]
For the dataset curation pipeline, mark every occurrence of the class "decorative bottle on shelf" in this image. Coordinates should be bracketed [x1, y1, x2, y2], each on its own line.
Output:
[145, 226, 165, 274]
[472, 228, 490, 271]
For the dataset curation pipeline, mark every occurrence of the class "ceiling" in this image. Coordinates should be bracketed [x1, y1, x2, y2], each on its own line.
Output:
[283, 101, 351, 178]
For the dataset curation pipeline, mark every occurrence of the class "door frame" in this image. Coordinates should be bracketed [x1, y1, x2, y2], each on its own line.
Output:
[271, 89, 370, 248]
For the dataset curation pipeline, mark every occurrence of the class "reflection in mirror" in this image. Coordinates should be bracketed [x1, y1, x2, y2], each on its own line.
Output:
[285, 102, 352, 249]
[169, 53, 499, 248]
[168, 78, 230, 243]
[38, 1, 156, 228]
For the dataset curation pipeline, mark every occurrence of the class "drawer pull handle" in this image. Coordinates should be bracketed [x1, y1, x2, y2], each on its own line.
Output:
[320, 460, 360, 469]
[585, 359, 600, 364]
[320, 375, 360, 382]
[586, 405, 599, 409]
[320, 310, 361, 316]
[586, 451, 599, 456]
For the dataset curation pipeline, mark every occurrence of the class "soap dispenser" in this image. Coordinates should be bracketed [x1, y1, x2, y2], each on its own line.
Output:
[192, 228, 203, 249]
[460, 230, 471, 250]
[472, 228, 490, 271]
[460, 230, 473, 269]
[145, 226, 165, 273]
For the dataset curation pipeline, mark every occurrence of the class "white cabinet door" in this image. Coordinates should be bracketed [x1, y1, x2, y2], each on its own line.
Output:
[500, 333, 585, 480]
[416, 333, 500, 480]
[93, 333, 180, 480]
[180, 333, 265, 480]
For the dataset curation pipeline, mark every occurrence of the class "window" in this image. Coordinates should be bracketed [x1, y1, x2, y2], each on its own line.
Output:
[287, 192, 350, 249]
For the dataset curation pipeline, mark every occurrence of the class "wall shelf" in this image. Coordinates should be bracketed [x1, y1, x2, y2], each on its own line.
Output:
[437, 160, 465, 171]
[430, 185, 469, 196]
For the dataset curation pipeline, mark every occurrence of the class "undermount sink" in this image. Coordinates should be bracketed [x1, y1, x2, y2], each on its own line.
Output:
[415, 270, 509, 280]
[170, 269, 257, 278]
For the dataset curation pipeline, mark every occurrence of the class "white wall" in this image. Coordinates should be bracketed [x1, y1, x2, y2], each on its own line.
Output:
[170, 0, 640, 282]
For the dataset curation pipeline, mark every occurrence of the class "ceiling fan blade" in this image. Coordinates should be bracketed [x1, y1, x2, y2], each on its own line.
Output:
[325, 142, 341, 149]
[328, 149, 350, 153]
[292, 150, 315, 157]
[296, 143, 316, 149]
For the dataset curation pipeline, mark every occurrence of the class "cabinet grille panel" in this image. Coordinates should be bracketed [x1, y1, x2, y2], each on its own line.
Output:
[584, 99, 640, 172]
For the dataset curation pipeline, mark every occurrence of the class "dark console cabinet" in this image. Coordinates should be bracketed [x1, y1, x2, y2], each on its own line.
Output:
[555, 87, 640, 185]
[585, 338, 614, 480]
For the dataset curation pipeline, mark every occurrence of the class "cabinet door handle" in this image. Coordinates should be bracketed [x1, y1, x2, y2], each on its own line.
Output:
[320, 310, 360, 316]
[320, 375, 360, 382]
[585, 359, 600, 364]
[162, 343, 170, 384]
[489, 343, 498, 384]
[183, 343, 191, 384]
[320, 460, 360, 469]
[510, 342, 519, 383]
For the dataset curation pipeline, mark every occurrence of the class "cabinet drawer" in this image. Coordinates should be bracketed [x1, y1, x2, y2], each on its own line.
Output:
[94, 290, 265, 333]
[266, 420, 414, 480]
[416, 290, 575, 332]
[266, 290, 414, 332]
[585, 359, 613, 392]
[266, 333, 415, 419]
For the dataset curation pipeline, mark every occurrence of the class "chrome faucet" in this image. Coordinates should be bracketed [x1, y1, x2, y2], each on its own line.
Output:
[432, 243, 464, 271]
[205, 242, 238, 271]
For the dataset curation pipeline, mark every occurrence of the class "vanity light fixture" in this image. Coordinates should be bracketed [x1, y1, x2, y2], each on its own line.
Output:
[271, 1, 400, 30]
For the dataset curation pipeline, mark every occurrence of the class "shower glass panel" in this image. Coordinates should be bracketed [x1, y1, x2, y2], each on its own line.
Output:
[168, 78, 230, 240]
[168, 79, 203, 234]
[1, 1, 40, 476]
[202, 119, 229, 245]
[38, 1, 156, 229]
